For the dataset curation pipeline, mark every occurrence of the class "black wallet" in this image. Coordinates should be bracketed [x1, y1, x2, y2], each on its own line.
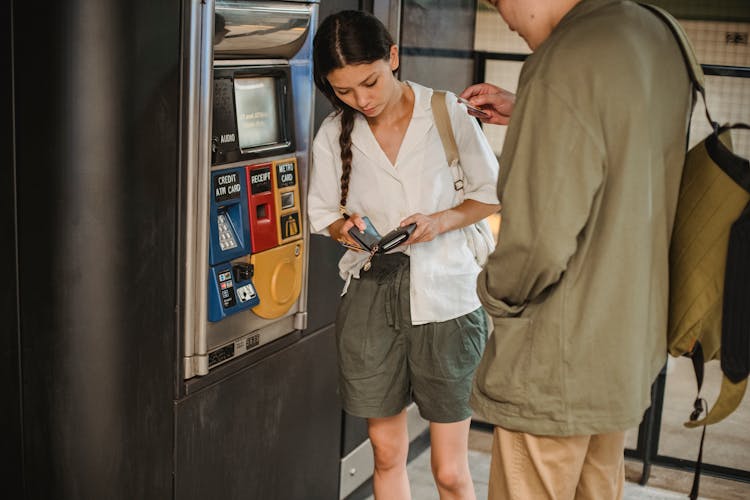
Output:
[347, 216, 416, 253]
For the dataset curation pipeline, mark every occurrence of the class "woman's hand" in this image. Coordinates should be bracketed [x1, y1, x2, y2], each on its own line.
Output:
[328, 214, 367, 250]
[460, 83, 515, 125]
[400, 213, 442, 244]
[402, 200, 501, 245]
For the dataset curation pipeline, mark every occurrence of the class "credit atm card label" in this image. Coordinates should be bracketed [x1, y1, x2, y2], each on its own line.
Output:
[280, 212, 300, 239]
[214, 172, 242, 203]
[250, 166, 272, 194]
[276, 162, 296, 187]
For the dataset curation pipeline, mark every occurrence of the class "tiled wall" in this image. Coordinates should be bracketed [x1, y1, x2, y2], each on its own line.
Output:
[474, 9, 750, 158]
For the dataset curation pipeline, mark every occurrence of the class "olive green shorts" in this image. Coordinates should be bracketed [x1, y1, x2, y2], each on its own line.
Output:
[335, 252, 489, 423]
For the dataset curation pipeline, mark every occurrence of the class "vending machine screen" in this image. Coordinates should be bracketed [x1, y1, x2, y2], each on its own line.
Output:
[234, 76, 280, 150]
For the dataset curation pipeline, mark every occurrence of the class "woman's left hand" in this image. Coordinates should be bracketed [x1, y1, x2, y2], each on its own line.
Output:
[401, 213, 443, 244]
[401, 200, 500, 246]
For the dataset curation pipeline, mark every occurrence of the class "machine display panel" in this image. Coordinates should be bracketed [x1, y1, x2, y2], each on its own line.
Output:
[234, 76, 281, 150]
[212, 64, 295, 165]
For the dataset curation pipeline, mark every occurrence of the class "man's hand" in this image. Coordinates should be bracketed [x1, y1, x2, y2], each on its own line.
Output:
[460, 83, 516, 125]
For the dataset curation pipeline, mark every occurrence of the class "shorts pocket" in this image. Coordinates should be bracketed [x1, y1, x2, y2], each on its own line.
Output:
[335, 278, 400, 380]
[460, 308, 489, 362]
[474, 316, 532, 406]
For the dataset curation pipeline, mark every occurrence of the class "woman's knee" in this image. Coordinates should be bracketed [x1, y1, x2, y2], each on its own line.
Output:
[432, 461, 470, 492]
[367, 412, 410, 471]
[370, 433, 408, 471]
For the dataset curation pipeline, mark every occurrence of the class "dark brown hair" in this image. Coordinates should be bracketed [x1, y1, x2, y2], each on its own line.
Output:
[313, 11, 395, 210]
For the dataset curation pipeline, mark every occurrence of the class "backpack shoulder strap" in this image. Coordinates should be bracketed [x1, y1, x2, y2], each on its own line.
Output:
[640, 2, 714, 127]
[431, 90, 465, 191]
[431, 90, 460, 166]
[640, 3, 704, 92]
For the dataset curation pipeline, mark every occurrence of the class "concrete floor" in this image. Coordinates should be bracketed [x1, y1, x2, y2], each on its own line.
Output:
[350, 355, 749, 500]
[358, 426, 749, 499]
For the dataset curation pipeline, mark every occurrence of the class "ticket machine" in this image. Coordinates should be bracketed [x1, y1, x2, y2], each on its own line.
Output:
[183, 0, 316, 377]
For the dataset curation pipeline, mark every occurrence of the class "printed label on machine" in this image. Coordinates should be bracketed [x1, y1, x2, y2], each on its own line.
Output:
[276, 161, 296, 187]
[249, 166, 272, 194]
[280, 212, 300, 239]
[214, 172, 242, 203]
[217, 270, 237, 309]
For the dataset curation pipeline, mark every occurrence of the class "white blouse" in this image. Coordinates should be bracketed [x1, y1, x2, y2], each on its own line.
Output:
[308, 81, 499, 324]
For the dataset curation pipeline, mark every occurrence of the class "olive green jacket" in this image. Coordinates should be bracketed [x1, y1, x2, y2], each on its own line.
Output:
[471, 0, 693, 435]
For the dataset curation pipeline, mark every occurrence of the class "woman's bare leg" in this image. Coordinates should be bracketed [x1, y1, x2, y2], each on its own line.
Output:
[368, 409, 411, 500]
[430, 418, 476, 500]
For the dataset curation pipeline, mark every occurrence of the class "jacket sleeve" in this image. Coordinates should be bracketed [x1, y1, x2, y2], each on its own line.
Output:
[479, 80, 604, 317]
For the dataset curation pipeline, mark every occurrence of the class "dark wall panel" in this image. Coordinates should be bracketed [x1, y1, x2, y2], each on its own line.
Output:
[306, 235, 346, 333]
[13, 1, 180, 497]
[175, 325, 341, 500]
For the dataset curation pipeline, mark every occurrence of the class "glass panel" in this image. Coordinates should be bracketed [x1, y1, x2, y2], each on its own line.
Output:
[401, 0, 476, 50]
[659, 357, 750, 469]
[474, 1, 530, 54]
[481, 60, 521, 156]
[400, 55, 474, 96]
[690, 75, 750, 157]
[680, 19, 750, 67]
[645, 1, 750, 22]
[400, 1, 477, 92]
[625, 427, 639, 451]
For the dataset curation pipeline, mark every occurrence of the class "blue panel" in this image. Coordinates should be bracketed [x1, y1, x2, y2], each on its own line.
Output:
[208, 263, 260, 322]
[209, 167, 252, 265]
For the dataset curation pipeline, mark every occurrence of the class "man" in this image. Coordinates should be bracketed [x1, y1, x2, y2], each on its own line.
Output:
[460, 0, 693, 498]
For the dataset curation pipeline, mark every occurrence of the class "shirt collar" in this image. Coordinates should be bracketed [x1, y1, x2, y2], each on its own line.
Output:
[349, 81, 434, 171]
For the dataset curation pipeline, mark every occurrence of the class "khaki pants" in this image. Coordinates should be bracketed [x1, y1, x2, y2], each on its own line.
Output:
[488, 427, 625, 500]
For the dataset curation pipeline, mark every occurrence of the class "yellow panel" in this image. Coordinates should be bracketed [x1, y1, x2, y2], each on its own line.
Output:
[250, 240, 304, 319]
[273, 158, 303, 244]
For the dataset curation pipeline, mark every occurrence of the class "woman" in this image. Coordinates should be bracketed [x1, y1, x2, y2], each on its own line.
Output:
[308, 10, 500, 499]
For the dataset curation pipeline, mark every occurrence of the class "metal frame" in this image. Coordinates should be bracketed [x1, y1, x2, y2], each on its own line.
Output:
[183, 0, 215, 379]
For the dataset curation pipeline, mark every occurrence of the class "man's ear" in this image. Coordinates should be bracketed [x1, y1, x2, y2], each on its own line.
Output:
[389, 44, 399, 71]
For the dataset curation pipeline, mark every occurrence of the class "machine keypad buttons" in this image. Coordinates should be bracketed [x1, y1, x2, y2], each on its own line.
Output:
[217, 213, 239, 251]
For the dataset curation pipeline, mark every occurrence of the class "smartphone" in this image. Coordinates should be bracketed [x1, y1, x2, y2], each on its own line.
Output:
[379, 223, 417, 252]
[457, 96, 490, 119]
